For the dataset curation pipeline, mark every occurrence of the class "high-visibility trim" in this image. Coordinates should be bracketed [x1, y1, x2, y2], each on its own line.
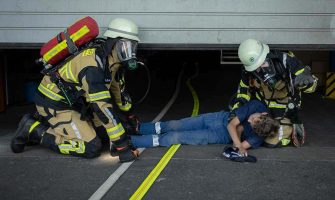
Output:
[70, 122, 82, 140]
[237, 93, 250, 101]
[106, 123, 125, 140]
[268, 101, 287, 109]
[116, 102, 132, 111]
[104, 107, 117, 126]
[43, 26, 90, 62]
[29, 121, 40, 134]
[303, 79, 317, 93]
[239, 80, 249, 88]
[295, 68, 305, 76]
[66, 62, 78, 83]
[82, 49, 95, 57]
[232, 103, 240, 110]
[281, 138, 291, 146]
[255, 93, 287, 108]
[38, 84, 65, 101]
[59, 63, 67, 78]
[58, 140, 86, 154]
[88, 91, 111, 102]
[108, 129, 125, 140]
[47, 83, 56, 90]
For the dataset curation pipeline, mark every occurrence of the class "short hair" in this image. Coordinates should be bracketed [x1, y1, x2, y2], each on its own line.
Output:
[252, 115, 280, 137]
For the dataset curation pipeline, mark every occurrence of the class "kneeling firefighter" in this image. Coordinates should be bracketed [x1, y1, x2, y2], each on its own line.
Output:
[231, 39, 318, 147]
[11, 18, 141, 162]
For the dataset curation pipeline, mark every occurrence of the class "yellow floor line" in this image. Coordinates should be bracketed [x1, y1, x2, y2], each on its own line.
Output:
[130, 76, 199, 200]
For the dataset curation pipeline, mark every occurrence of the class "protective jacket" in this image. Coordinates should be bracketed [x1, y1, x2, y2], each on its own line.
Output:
[233, 51, 317, 120]
[35, 47, 131, 147]
[232, 51, 317, 147]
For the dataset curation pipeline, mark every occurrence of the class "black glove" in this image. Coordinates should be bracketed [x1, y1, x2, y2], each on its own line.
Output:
[221, 146, 257, 163]
[111, 134, 139, 163]
[125, 115, 140, 135]
[118, 146, 137, 163]
[294, 67, 315, 88]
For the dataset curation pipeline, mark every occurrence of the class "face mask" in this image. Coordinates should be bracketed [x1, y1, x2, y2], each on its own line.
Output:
[115, 39, 138, 70]
[252, 58, 278, 89]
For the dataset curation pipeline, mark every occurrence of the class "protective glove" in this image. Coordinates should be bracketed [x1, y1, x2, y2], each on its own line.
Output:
[118, 90, 133, 112]
[221, 146, 257, 163]
[118, 146, 137, 163]
[294, 67, 315, 89]
[125, 115, 141, 135]
[116, 141, 139, 163]
[292, 123, 305, 147]
[110, 135, 140, 162]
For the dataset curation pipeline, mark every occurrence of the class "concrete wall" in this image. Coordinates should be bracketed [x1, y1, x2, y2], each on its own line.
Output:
[0, 0, 335, 49]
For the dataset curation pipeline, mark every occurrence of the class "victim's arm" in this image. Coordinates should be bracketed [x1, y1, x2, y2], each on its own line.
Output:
[227, 117, 251, 156]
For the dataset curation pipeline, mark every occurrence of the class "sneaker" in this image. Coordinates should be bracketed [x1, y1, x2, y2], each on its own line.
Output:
[222, 146, 257, 163]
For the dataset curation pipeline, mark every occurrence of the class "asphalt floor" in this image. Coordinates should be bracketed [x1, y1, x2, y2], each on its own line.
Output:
[0, 66, 334, 200]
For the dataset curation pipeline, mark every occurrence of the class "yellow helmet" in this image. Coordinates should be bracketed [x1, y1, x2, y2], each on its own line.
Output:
[238, 39, 269, 72]
[103, 18, 140, 42]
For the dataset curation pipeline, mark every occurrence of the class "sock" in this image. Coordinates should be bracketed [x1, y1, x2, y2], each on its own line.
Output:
[131, 135, 160, 148]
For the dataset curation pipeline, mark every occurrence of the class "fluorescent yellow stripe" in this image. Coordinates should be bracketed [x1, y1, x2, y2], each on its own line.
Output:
[43, 26, 90, 62]
[49, 83, 56, 90]
[58, 140, 85, 154]
[295, 68, 305, 76]
[108, 129, 125, 140]
[59, 63, 67, 74]
[67, 62, 78, 83]
[38, 84, 65, 101]
[89, 91, 111, 102]
[268, 102, 287, 108]
[237, 93, 250, 101]
[107, 123, 126, 140]
[29, 121, 40, 133]
[106, 123, 122, 134]
[130, 75, 200, 200]
[130, 144, 181, 200]
[186, 79, 199, 117]
[239, 80, 248, 88]
[117, 102, 132, 111]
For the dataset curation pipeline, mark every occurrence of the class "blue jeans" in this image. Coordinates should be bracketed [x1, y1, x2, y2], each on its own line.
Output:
[131, 111, 232, 147]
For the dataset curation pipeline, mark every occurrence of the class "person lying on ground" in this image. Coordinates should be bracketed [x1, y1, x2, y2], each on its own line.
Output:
[129, 100, 280, 156]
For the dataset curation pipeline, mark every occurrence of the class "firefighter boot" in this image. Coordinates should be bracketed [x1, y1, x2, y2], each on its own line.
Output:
[11, 114, 48, 153]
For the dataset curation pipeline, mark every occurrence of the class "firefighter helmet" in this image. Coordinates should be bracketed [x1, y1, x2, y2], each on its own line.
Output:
[238, 39, 269, 72]
[104, 18, 140, 42]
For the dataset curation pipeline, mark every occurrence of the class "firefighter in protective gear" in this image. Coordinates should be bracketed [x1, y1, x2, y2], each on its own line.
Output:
[11, 18, 141, 162]
[231, 39, 318, 147]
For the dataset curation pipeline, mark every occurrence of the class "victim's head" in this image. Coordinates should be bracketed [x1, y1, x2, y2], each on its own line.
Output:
[248, 113, 279, 137]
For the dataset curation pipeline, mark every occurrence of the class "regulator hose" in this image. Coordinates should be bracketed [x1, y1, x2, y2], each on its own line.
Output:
[133, 61, 151, 105]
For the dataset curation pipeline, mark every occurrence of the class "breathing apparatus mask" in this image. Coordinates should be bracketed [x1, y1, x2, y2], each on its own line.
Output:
[252, 58, 278, 89]
[115, 39, 138, 71]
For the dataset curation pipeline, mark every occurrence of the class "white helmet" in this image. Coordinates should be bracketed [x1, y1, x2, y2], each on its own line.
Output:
[238, 39, 269, 72]
[104, 18, 140, 42]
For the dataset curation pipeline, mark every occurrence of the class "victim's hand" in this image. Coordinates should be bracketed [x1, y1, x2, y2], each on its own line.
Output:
[235, 146, 248, 157]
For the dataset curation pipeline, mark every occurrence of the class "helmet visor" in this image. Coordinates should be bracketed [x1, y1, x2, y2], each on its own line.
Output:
[252, 58, 276, 83]
[116, 39, 138, 62]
